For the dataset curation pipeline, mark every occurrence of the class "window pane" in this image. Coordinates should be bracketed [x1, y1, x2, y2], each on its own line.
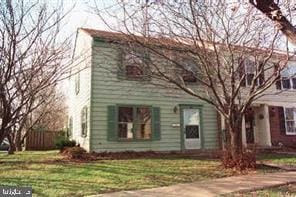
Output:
[246, 73, 254, 86]
[118, 107, 133, 122]
[182, 60, 197, 82]
[124, 52, 144, 78]
[118, 107, 133, 139]
[118, 123, 133, 139]
[285, 108, 294, 120]
[126, 65, 143, 78]
[245, 59, 255, 73]
[286, 121, 295, 133]
[292, 78, 296, 89]
[135, 107, 152, 139]
[282, 77, 291, 89]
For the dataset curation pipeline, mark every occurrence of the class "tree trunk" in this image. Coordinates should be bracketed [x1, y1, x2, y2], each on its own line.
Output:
[7, 135, 15, 154]
[15, 130, 22, 151]
[229, 115, 243, 160]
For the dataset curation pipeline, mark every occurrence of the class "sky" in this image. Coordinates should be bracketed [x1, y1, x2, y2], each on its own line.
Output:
[60, 0, 113, 42]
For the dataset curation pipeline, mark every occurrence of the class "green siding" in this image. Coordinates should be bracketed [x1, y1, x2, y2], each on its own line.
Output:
[89, 40, 219, 152]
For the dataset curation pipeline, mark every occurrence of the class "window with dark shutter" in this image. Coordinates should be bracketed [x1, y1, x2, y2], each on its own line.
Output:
[107, 105, 160, 141]
[119, 49, 150, 80]
[181, 60, 197, 83]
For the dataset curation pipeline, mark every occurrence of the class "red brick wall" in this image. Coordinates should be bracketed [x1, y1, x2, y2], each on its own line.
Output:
[269, 106, 296, 148]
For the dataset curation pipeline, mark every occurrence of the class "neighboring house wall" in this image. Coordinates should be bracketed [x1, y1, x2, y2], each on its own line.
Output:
[269, 106, 296, 147]
[239, 58, 296, 147]
[89, 39, 219, 152]
[255, 61, 296, 105]
[68, 30, 93, 151]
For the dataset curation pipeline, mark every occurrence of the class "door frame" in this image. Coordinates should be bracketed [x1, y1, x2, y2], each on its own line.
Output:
[179, 104, 204, 151]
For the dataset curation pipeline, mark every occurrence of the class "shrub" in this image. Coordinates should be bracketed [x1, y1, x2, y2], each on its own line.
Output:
[63, 147, 87, 160]
[54, 135, 76, 152]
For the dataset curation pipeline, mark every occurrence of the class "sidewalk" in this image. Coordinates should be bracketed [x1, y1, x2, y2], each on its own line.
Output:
[90, 171, 296, 197]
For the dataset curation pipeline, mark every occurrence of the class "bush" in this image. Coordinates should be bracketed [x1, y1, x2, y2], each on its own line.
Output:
[54, 135, 76, 152]
[222, 149, 256, 171]
[62, 147, 87, 160]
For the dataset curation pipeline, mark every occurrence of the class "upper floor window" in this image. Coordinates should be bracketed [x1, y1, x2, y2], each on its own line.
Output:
[119, 49, 150, 80]
[240, 58, 264, 87]
[284, 107, 296, 135]
[181, 59, 198, 83]
[276, 64, 296, 90]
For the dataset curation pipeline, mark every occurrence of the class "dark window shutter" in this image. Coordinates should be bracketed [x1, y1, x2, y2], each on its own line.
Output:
[238, 58, 246, 87]
[107, 106, 117, 141]
[274, 63, 282, 90]
[258, 62, 265, 86]
[278, 107, 286, 135]
[152, 107, 161, 140]
[276, 78, 282, 90]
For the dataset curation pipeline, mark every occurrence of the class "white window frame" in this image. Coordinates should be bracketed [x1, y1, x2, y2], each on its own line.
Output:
[244, 59, 260, 87]
[284, 107, 296, 135]
[280, 76, 296, 90]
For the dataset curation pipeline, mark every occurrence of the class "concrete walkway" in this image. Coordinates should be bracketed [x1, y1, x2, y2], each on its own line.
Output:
[91, 171, 296, 197]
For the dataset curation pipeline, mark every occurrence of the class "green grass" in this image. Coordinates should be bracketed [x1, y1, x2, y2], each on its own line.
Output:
[258, 153, 296, 166]
[0, 151, 235, 197]
[223, 183, 296, 197]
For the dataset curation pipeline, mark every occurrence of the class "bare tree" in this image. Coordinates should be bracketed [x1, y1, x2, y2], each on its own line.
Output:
[249, 0, 296, 45]
[0, 0, 71, 153]
[94, 0, 293, 168]
[24, 88, 67, 132]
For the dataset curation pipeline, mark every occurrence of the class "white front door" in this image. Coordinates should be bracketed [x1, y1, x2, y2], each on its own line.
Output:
[183, 108, 201, 150]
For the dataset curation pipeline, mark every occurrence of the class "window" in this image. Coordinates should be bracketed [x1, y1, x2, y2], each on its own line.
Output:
[284, 108, 296, 135]
[107, 105, 160, 141]
[121, 50, 149, 79]
[75, 72, 80, 94]
[244, 59, 264, 86]
[277, 64, 296, 90]
[181, 60, 197, 83]
[244, 59, 256, 86]
[239, 58, 264, 87]
[81, 106, 87, 137]
[282, 77, 291, 89]
[118, 106, 152, 140]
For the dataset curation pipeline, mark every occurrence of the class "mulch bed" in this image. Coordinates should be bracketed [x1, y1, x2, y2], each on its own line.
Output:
[59, 148, 221, 162]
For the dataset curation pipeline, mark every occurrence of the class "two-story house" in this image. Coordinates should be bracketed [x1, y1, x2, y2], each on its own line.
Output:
[68, 28, 296, 152]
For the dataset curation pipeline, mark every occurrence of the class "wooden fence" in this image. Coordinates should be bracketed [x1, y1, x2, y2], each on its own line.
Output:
[25, 130, 61, 150]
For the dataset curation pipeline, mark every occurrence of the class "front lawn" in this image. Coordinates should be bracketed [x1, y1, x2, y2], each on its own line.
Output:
[0, 151, 234, 197]
[258, 153, 296, 166]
